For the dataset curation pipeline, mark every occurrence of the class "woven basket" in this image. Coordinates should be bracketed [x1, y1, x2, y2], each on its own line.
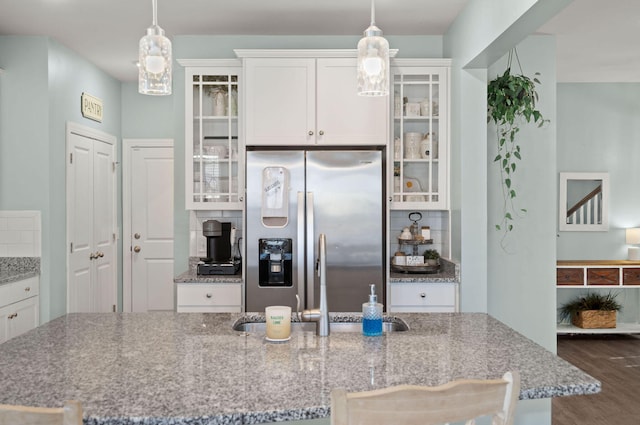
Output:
[572, 310, 617, 329]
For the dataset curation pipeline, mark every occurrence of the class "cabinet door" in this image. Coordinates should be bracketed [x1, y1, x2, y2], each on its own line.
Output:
[316, 58, 388, 146]
[186, 66, 243, 210]
[391, 65, 449, 210]
[7, 297, 39, 339]
[244, 58, 315, 146]
[0, 306, 8, 344]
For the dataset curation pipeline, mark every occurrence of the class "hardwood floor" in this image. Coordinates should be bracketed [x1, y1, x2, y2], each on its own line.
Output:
[553, 334, 640, 425]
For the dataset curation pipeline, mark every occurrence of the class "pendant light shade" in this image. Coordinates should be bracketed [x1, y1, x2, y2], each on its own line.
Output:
[139, 0, 172, 95]
[357, 0, 389, 96]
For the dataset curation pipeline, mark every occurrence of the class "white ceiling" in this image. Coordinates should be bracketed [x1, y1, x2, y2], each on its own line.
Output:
[0, 0, 637, 83]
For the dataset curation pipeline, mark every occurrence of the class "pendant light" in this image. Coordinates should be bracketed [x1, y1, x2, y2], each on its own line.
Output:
[138, 0, 172, 95]
[357, 0, 389, 96]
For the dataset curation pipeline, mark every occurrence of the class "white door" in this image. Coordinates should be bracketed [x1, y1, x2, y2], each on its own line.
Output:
[124, 141, 174, 312]
[67, 123, 116, 313]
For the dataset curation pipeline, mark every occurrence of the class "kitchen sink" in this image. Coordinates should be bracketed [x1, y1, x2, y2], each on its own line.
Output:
[233, 318, 409, 333]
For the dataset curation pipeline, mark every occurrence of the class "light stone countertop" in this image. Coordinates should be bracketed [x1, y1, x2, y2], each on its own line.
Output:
[0, 312, 599, 425]
[0, 257, 40, 285]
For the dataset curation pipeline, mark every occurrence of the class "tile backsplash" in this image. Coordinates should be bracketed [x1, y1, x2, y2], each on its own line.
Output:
[0, 211, 42, 257]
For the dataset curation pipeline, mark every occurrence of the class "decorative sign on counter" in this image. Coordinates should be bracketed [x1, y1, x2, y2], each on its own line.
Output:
[406, 255, 425, 266]
[81, 92, 103, 122]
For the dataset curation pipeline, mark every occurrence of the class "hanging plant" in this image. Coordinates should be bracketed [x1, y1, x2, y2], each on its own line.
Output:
[487, 48, 548, 241]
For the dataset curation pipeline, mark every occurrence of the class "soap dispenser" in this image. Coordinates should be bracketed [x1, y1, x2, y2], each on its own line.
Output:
[362, 284, 383, 336]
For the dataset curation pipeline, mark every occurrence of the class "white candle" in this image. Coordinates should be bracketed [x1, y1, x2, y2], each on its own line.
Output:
[265, 305, 292, 341]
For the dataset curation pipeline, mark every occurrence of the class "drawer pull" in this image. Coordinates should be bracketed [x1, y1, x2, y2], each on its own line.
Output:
[420, 293, 426, 298]
[24, 287, 31, 292]
[206, 293, 212, 299]
[8, 313, 17, 319]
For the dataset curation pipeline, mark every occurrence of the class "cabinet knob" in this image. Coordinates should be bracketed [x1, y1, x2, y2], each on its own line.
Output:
[420, 293, 426, 298]
[308, 131, 314, 136]
[8, 313, 17, 319]
[206, 293, 212, 299]
[319, 130, 324, 136]
[24, 287, 31, 292]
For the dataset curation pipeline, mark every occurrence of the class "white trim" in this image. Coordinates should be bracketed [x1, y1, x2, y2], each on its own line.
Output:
[391, 58, 452, 67]
[177, 58, 242, 68]
[122, 138, 174, 312]
[234, 49, 399, 58]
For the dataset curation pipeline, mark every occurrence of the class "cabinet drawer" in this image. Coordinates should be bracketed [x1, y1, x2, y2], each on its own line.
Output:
[0, 276, 39, 308]
[390, 283, 455, 312]
[586, 268, 619, 285]
[623, 268, 640, 285]
[177, 284, 241, 308]
[557, 268, 584, 285]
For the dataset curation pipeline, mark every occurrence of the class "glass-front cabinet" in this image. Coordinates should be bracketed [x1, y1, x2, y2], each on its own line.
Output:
[390, 60, 450, 210]
[183, 61, 243, 210]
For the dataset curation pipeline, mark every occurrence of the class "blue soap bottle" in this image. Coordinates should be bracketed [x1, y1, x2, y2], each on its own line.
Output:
[362, 284, 383, 336]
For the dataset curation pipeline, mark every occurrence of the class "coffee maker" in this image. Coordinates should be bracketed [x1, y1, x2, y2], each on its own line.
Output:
[197, 220, 241, 275]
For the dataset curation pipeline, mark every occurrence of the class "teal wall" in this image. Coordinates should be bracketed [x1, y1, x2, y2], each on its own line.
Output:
[0, 35, 122, 321]
[486, 36, 557, 352]
[557, 83, 640, 260]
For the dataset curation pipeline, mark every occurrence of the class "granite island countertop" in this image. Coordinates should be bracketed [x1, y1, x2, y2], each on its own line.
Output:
[0, 312, 599, 425]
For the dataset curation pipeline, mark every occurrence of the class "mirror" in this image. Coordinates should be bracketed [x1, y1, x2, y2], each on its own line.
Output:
[559, 172, 609, 231]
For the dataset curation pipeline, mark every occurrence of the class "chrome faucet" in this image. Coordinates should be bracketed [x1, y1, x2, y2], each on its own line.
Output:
[299, 233, 329, 336]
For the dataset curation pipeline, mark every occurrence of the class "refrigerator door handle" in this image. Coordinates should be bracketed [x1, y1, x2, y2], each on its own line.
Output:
[306, 191, 315, 310]
[297, 191, 306, 309]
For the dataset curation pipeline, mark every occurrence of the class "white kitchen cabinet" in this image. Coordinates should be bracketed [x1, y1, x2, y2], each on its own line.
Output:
[176, 282, 242, 313]
[388, 282, 457, 313]
[0, 276, 39, 343]
[241, 52, 388, 146]
[180, 60, 243, 210]
[390, 60, 450, 210]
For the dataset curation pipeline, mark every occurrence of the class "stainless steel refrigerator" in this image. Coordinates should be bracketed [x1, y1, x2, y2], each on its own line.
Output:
[245, 148, 385, 312]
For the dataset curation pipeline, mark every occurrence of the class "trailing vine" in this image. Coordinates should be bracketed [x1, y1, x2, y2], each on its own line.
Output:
[487, 49, 548, 242]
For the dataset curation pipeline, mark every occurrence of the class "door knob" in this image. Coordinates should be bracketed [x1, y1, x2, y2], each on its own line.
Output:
[98, 251, 104, 258]
[89, 252, 96, 260]
[134, 233, 141, 239]
[133, 246, 141, 253]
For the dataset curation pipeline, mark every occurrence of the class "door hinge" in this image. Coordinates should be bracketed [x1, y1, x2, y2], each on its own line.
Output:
[112, 305, 116, 313]
[70, 153, 73, 164]
[112, 161, 119, 171]
[113, 233, 116, 242]
[70, 242, 73, 253]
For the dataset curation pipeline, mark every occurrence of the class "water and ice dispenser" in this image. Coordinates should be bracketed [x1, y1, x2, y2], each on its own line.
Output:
[258, 238, 292, 287]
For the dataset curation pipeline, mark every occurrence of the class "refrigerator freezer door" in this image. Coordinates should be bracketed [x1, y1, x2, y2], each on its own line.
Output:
[306, 151, 384, 312]
[246, 151, 305, 311]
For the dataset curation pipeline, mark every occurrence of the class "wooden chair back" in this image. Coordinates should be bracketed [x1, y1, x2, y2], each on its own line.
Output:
[0, 400, 82, 425]
[331, 371, 520, 425]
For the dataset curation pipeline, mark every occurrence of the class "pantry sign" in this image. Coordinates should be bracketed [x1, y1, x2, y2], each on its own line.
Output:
[81, 92, 103, 122]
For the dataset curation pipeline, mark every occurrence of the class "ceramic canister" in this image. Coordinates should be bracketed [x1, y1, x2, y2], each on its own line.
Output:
[404, 133, 422, 159]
